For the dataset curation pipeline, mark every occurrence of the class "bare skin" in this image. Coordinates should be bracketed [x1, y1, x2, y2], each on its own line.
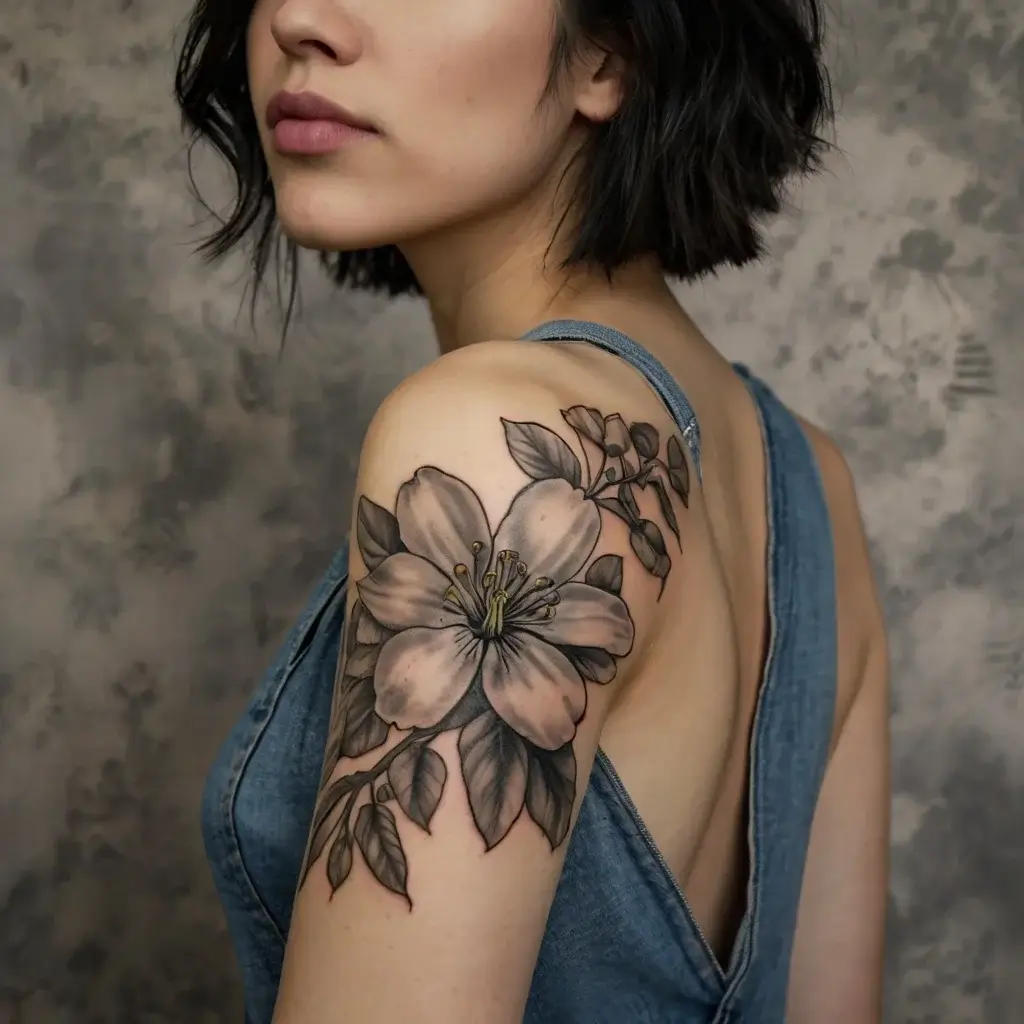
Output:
[246, 1, 889, 1021]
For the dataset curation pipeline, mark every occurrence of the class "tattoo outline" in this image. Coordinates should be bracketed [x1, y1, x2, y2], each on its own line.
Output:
[300, 406, 691, 906]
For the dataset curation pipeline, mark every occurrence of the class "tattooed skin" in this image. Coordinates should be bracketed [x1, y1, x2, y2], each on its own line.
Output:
[300, 406, 691, 906]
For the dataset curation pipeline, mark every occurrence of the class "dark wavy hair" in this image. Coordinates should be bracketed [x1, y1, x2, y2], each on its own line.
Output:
[173, 0, 832, 319]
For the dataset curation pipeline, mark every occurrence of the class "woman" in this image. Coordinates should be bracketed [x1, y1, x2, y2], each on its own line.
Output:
[175, 1, 889, 1021]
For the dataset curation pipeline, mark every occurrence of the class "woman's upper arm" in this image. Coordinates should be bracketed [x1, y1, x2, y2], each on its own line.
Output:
[274, 344, 683, 1024]
[787, 430, 891, 1024]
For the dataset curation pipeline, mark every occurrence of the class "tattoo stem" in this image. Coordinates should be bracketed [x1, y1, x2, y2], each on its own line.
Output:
[586, 464, 648, 499]
[337, 725, 442, 827]
[590, 450, 607, 494]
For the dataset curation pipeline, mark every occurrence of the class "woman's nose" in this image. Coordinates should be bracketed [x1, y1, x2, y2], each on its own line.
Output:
[270, 0, 363, 66]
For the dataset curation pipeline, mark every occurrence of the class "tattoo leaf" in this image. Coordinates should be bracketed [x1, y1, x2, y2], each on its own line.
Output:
[345, 641, 381, 680]
[354, 803, 410, 906]
[346, 600, 364, 657]
[630, 520, 671, 592]
[526, 744, 577, 849]
[388, 743, 448, 832]
[566, 646, 617, 684]
[357, 496, 404, 570]
[376, 782, 395, 802]
[502, 419, 582, 488]
[618, 482, 641, 520]
[562, 406, 606, 446]
[602, 414, 632, 457]
[666, 436, 691, 508]
[596, 497, 633, 525]
[629, 422, 660, 460]
[302, 774, 359, 884]
[646, 469, 681, 547]
[351, 599, 391, 648]
[458, 711, 529, 850]
[341, 677, 390, 758]
[326, 830, 354, 892]
[585, 553, 623, 596]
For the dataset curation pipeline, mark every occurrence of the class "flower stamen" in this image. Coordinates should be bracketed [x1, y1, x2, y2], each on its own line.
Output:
[515, 589, 561, 620]
[448, 562, 486, 620]
[482, 589, 509, 639]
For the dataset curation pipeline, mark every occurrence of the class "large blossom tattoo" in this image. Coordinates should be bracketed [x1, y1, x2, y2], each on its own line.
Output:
[301, 408, 691, 906]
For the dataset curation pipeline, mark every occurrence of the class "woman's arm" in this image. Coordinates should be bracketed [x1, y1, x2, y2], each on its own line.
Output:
[787, 431, 891, 1023]
[273, 342, 684, 1024]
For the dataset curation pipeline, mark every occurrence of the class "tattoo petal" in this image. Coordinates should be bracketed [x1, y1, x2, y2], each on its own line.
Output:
[481, 633, 586, 750]
[522, 582, 635, 657]
[374, 626, 482, 730]
[565, 647, 617, 684]
[357, 552, 459, 631]
[395, 467, 492, 573]
[492, 479, 600, 587]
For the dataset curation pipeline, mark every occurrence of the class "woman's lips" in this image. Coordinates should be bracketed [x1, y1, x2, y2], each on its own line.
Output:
[266, 90, 380, 155]
[272, 118, 376, 155]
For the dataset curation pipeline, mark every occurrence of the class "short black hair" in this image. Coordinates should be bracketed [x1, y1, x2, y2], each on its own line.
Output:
[173, 0, 832, 312]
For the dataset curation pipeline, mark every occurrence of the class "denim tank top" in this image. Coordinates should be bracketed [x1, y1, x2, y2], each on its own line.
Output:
[201, 320, 837, 1024]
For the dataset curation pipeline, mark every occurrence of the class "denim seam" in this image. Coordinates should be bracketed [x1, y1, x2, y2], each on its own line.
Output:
[712, 378, 786, 1023]
[284, 556, 351, 673]
[224, 567, 350, 945]
[593, 750, 725, 998]
[223, 663, 291, 946]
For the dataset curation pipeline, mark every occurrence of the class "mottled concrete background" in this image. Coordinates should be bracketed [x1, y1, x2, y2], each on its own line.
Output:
[0, 0, 1020, 1021]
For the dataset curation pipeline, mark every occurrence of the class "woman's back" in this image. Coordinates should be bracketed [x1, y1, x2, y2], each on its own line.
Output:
[545, 309, 887, 954]
[518, 316, 888, 1022]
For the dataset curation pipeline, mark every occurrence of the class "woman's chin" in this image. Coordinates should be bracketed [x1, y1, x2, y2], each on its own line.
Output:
[271, 182, 397, 252]
[277, 215, 387, 253]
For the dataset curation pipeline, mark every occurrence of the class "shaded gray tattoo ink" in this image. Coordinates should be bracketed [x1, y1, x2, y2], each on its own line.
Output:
[300, 408, 690, 906]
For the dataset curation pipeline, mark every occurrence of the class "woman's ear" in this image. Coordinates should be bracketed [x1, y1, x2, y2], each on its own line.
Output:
[573, 48, 628, 122]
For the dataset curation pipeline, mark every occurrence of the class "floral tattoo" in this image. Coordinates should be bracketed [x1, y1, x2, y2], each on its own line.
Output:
[300, 406, 691, 906]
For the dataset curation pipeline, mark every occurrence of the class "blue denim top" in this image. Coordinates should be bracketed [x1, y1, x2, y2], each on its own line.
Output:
[201, 320, 837, 1023]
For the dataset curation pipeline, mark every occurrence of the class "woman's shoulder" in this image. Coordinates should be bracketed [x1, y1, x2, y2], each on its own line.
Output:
[795, 412, 888, 738]
[369, 337, 688, 455]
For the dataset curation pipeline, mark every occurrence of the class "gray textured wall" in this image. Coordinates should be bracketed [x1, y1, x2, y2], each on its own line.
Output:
[0, 1, 1020, 1022]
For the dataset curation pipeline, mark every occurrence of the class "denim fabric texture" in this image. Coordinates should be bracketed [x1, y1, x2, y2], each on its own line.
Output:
[202, 321, 837, 1023]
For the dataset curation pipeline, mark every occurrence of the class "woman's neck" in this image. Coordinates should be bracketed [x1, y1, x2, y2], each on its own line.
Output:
[403, 226, 679, 354]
